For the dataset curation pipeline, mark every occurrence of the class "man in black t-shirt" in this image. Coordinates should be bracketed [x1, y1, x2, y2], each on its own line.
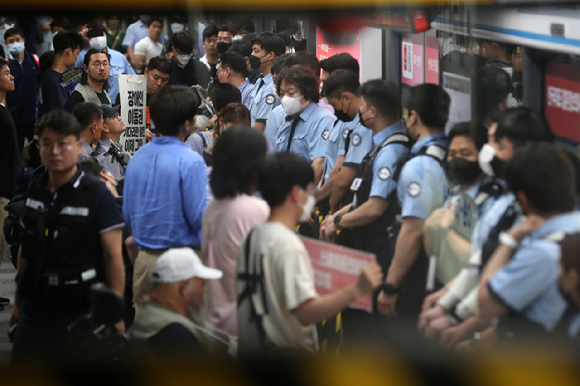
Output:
[40, 31, 83, 113]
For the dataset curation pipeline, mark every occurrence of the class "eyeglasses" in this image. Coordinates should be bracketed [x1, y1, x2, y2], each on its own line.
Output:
[39, 141, 76, 153]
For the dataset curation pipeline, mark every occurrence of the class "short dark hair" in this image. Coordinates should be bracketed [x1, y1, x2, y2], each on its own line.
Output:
[50, 19, 70, 31]
[170, 15, 187, 24]
[251, 32, 285, 57]
[219, 51, 248, 77]
[53, 31, 84, 55]
[219, 25, 231, 33]
[322, 69, 360, 98]
[505, 143, 577, 213]
[172, 30, 195, 54]
[202, 25, 219, 42]
[494, 108, 554, 148]
[76, 20, 89, 28]
[146, 56, 173, 74]
[271, 54, 289, 77]
[211, 83, 242, 113]
[150, 85, 198, 136]
[229, 40, 252, 58]
[72, 102, 103, 130]
[210, 125, 267, 199]
[0, 58, 8, 70]
[37, 110, 83, 140]
[259, 152, 314, 208]
[4, 27, 23, 42]
[476, 65, 513, 121]
[81, 48, 110, 90]
[448, 122, 488, 151]
[233, 16, 254, 34]
[81, 160, 104, 177]
[277, 32, 291, 47]
[402, 83, 450, 129]
[149, 18, 164, 26]
[320, 53, 359, 76]
[276, 65, 319, 103]
[284, 51, 320, 78]
[360, 79, 400, 120]
[86, 25, 105, 38]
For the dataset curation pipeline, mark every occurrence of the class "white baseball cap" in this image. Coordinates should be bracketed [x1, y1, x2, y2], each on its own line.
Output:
[151, 248, 223, 283]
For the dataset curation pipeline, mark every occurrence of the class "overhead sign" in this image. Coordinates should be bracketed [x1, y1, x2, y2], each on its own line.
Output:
[58, 67, 83, 91]
[316, 27, 360, 65]
[118, 75, 147, 155]
[301, 237, 374, 313]
[545, 61, 580, 142]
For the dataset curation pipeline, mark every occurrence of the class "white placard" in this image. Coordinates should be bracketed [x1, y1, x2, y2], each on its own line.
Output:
[118, 75, 147, 155]
[443, 72, 471, 134]
[402, 39, 413, 80]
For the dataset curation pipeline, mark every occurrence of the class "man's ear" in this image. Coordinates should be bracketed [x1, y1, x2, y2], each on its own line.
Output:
[516, 191, 530, 212]
[91, 122, 98, 134]
[83, 63, 88, 73]
[102, 122, 110, 133]
[144, 68, 149, 76]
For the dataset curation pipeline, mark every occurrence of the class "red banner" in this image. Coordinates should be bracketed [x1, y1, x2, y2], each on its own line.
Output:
[545, 61, 580, 142]
[300, 237, 375, 313]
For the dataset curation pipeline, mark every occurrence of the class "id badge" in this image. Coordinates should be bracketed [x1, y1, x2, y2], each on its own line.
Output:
[350, 178, 363, 192]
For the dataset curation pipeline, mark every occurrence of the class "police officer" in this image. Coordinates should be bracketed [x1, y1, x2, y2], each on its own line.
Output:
[320, 79, 409, 272]
[249, 32, 285, 132]
[378, 84, 450, 319]
[321, 70, 373, 213]
[274, 65, 334, 184]
[10, 111, 126, 362]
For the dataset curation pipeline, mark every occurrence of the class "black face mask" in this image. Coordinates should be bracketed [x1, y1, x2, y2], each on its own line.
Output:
[217, 42, 231, 54]
[335, 110, 353, 123]
[249, 55, 262, 71]
[358, 110, 367, 128]
[447, 158, 483, 186]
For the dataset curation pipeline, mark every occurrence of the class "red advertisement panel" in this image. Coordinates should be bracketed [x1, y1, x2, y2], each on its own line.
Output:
[316, 27, 360, 63]
[401, 33, 424, 86]
[300, 237, 375, 313]
[545, 61, 580, 142]
[425, 36, 439, 85]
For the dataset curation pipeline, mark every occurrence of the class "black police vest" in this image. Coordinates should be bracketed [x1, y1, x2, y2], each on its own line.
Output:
[348, 133, 411, 239]
[19, 173, 105, 308]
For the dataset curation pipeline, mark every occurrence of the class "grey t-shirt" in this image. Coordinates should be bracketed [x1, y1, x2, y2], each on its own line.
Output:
[186, 131, 214, 157]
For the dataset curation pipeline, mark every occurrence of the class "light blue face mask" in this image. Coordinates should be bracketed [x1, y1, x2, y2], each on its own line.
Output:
[9, 42, 25, 55]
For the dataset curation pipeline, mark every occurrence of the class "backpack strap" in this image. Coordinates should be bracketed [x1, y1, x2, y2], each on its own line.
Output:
[196, 132, 208, 149]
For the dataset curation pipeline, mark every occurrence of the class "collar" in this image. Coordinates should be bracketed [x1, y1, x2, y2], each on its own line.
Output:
[263, 73, 273, 84]
[239, 79, 250, 89]
[81, 139, 93, 153]
[152, 135, 188, 147]
[529, 212, 580, 240]
[373, 121, 407, 146]
[40, 165, 85, 192]
[411, 131, 447, 154]
[98, 139, 113, 152]
[291, 102, 316, 123]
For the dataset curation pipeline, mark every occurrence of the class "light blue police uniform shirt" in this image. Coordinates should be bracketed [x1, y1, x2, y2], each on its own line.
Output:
[275, 102, 335, 163]
[488, 211, 580, 332]
[76, 48, 136, 103]
[368, 121, 409, 201]
[264, 105, 285, 153]
[397, 131, 449, 219]
[343, 113, 373, 168]
[250, 73, 279, 126]
[470, 193, 517, 256]
[322, 119, 344, 184]
[122, 20, 164, 48]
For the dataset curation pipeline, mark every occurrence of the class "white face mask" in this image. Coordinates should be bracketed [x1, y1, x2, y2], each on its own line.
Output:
[89, 36, 107, 50]
[176, 53, 191, 68]
[285, 48, 295, 55]
[478, 143, 497, 177]
[171, 23, 185, 34]
[299, 191, 316, 223]
[232, 35, 243, 41]
[281, 95, 307, 116]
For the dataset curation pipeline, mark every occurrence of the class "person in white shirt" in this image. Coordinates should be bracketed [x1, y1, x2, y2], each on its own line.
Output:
[133, 18, 164, 73]
[236, 151, 383, 356]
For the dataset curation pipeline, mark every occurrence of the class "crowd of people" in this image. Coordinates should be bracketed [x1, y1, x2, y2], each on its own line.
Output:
[1, 13, 580, 366]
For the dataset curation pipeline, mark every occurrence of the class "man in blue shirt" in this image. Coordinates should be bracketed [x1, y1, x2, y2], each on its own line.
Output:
[274, 65, 334, 184]
[76, 27, 135, 103]
[123, 85, 207, 310]
[5, 28, 40, 151]
[478, 143, 580, 337]
[122, 16, 164, 72]
[379, 84, 450, 318]
[249, 32, 285, 131]
[217, 51, 254, 110]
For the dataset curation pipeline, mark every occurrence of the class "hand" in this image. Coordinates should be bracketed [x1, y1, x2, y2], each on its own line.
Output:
[79, 27, 88, 40]
[508, 214, 545, 241]
[423, 315, 454, 340]
[440, 202, 458, 228]
[440, 319, 476, 349]
[10, 305, 20, 327]
[319, 215, 334, 239]
[377, 291, 398, 316]
[422, 287, 448, 311]
[146, 129, 154, 141]
[418, 304, 446, 333]
[322, 221, 337, 242]
[356, 261, 383, 295]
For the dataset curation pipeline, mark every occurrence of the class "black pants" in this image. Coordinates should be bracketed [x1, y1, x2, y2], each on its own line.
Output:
[12, 299, 90, 364]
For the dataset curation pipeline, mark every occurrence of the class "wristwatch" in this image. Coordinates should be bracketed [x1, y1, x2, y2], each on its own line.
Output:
[333, 214, 344, 231]
[380, 283, 400, 295]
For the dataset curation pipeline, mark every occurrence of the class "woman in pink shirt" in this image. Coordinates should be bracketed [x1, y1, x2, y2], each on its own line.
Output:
[201, 125, 269, 339]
